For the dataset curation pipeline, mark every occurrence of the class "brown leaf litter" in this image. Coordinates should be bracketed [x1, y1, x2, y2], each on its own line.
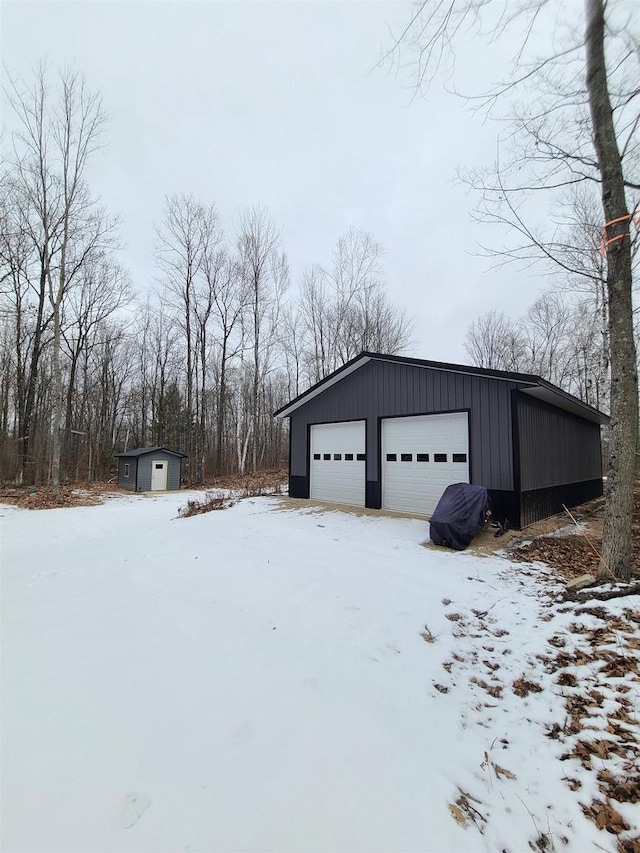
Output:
[0, 485, 109, 509]
[470, 677, 503, 698]
[510, 492, 640, 583]
[512, 677, 543, 697]
[439, 579, 639, 851]
[546, 609, 640, 851]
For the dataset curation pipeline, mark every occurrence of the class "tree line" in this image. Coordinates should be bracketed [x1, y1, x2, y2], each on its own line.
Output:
[0, 67, 412, 487]
[464, 289, 612, 413]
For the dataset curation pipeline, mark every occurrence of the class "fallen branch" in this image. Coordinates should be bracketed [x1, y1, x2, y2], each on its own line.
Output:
[565, 582, 640, 602]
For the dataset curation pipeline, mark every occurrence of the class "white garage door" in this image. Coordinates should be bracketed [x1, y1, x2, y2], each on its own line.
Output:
[310, 421, 366, 507]
[382, 413, 469, 516]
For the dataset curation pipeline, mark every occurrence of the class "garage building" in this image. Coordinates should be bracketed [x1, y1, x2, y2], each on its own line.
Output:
[274, 352, 607, 529]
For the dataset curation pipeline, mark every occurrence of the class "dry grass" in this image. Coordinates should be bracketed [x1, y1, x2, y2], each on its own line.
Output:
[0, 483, 115, 509]
[0, 470, 287, 511]
[178, 493, 230, 517]
[177, 477, 287, 519]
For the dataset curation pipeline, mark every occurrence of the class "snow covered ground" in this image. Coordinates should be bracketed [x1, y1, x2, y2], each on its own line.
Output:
[1, 492, 637, 852]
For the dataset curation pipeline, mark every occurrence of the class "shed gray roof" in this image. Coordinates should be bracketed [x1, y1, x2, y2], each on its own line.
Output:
[274, 351, 609, 425]
[115, 446, 187, 458]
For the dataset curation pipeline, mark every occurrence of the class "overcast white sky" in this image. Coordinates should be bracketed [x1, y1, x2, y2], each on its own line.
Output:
[1, 0, 551, 363]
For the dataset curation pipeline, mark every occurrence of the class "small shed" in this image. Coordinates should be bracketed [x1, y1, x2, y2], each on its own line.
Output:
[274, 351, 609, 529]
[115, 447, 186, 492]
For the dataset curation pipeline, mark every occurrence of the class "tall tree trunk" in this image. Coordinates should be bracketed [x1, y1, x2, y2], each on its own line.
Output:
[64, 345, 82, 475]
[198, 324, 207, 482]
[49, 216, 69, 494]
[50, 298, 64, 492]
[20, 256, 48, 485]
[585, 0, 638, 581]
[185, 268, 194, 479]
[216, 336, 228, 475]
[252, 282, 259, 475]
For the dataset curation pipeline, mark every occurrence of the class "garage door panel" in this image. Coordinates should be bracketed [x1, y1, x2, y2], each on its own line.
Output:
[310, 421, 365, 507]
[382, 413, 469, 516]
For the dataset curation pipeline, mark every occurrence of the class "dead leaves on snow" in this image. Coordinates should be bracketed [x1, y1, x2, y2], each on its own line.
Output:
[436, 585, 640, 851]
[582, 800, 630, 834]
[447, 760, 516, 833]
[597, 768, 640, 805]
[470, 677, 503, 699]
[489, 759, 517, 781]
[512, 677, 543, 697]
[546, 607, 640, 849]
[448, 789, 487, 832]
[420, 625, 437, 643]
[555, 671, 577, 687]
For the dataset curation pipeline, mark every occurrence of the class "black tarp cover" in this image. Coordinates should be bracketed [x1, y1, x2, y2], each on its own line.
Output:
[429, 483, 489, 551]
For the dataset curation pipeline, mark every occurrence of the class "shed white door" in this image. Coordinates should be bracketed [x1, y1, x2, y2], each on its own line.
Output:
[310, 421, 366, 507]
[151, 460, 168, 491]
[382, 413, 469, 516]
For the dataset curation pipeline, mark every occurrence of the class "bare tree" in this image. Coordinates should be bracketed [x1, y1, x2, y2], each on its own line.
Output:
[464, 310, 525, 371]
[569, 296, 610, 409]
[206, 254, 245, 474]
[0, 172, 53, 483]
[148, 300, 181, 448]
[387, 0, 639, 578]
[331, 227, 386, 364]
[237, 206, 287, 473]
[298, 228, 412, 380]
[523, 294, 574, 386]
[156, 194, 221, 477]
[299, 265, 333, 382]
[5, 66, 112, 492]
[61, 255, 131, 475]
[280, 304, 306, 399]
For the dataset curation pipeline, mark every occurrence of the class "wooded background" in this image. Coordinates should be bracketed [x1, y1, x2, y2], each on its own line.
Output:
[0, 70, 412, 485]
[0, 64, 633, 487]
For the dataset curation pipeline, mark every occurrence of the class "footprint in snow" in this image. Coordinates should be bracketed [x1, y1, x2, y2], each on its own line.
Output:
[115, 792, 151, 830]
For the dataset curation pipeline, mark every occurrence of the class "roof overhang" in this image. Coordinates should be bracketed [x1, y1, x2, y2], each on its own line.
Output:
[520, 385, 609, 425]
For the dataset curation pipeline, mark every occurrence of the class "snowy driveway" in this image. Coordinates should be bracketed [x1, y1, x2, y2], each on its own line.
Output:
[0, 493, 616, 852]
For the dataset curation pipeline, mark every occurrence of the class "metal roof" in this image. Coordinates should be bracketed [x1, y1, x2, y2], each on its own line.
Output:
[114, 446, 187, 458]
[273, 351, 609, 425]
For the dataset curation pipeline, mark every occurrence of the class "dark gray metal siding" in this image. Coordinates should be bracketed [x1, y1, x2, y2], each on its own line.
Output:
[517, 393, 602, 490]
[118, 458, 137, 490]
[290, 360, 523, 491]
[136, 452, 182, 491]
